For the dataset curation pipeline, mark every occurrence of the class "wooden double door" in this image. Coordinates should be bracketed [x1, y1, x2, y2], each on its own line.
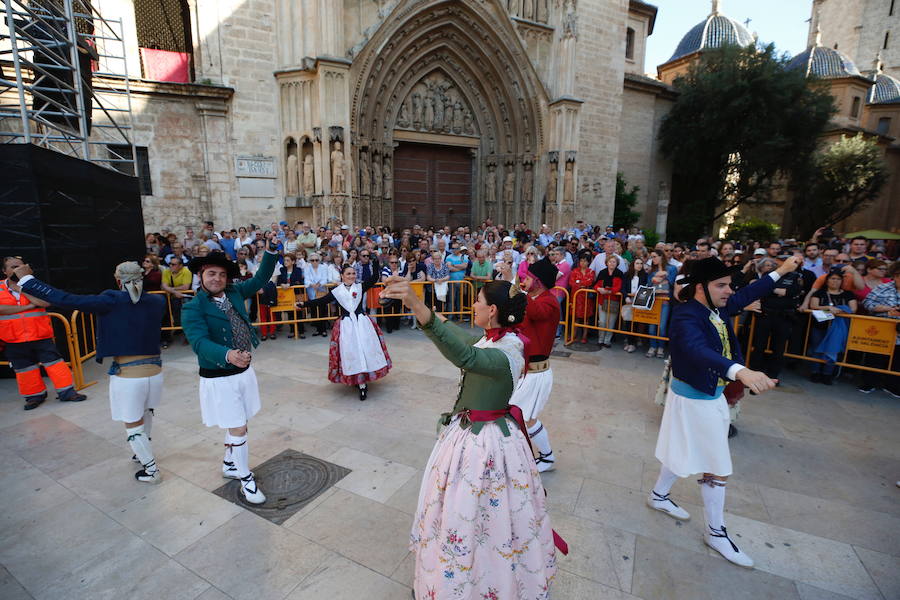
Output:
[392, 142, 472, 230]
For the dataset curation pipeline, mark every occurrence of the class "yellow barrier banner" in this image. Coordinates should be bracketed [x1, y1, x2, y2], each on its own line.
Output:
[274, 288, 298, 312]
[846, 318, 897, 355]
[632, 301, 662, 325]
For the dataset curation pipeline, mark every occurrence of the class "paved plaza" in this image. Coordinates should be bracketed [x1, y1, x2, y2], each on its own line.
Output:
[1, 327, 899, 600]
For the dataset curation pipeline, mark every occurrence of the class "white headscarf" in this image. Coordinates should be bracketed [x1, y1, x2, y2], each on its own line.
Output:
[115, 261, 144, 304]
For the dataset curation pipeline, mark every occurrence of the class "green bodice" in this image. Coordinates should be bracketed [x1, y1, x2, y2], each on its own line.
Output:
[421, 312, 517, 436]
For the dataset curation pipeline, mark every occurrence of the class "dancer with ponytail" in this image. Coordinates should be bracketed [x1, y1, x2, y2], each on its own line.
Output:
[381, 276, 564, 600]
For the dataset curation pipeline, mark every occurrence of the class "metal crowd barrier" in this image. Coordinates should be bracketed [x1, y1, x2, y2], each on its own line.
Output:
[0, 312, 89, 391]
[142, 279, 477, 340]
[745, 311, 898, 376]
[565, 290, 671, 345]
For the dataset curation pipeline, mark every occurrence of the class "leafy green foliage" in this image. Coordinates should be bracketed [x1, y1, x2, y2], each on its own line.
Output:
[726, 218, 780, 242]
[660, 44, 835, 240]
[790, 134, 888, 239]
[613, 172, 641, 229]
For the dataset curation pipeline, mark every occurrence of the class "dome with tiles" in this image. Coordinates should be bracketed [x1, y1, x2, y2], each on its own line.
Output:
[870, 73, 900, 104]
[667, 6, 755, 63]
[787, 45, 863, 79]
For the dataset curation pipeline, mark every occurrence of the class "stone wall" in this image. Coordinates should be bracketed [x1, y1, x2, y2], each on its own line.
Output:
[813, 0, 900, 78]
[617, 82, 673, 231]
[572, 0, 628, 227]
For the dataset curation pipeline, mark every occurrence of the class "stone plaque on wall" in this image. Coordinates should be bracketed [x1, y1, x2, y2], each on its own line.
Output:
[236, 155, 276, 178]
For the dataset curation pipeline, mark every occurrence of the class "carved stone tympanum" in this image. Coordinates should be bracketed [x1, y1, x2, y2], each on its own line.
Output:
[394, 72, 478, 136]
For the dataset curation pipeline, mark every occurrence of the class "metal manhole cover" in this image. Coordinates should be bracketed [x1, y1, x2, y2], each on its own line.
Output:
[212, 449, 351, 525]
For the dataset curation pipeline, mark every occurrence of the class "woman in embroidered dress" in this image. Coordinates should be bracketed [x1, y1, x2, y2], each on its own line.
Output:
[296, 264, 391, 400]
[380, 277, 562, 600]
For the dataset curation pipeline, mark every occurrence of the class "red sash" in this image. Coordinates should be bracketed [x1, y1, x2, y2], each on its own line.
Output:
[465, 406, 569, 556]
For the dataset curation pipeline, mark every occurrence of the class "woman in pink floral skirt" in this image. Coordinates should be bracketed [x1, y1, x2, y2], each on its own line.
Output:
[381, 277, 564, 599]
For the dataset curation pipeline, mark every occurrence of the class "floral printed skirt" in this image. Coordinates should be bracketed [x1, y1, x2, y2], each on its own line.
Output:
[327, 316, 392, 385]
[411, 417, 557, 599]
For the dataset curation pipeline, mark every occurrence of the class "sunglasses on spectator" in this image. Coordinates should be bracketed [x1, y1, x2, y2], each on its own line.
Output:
[169, 262, 179, 266]
[361, 254, 370, 258]
[309, 258, 319, 262]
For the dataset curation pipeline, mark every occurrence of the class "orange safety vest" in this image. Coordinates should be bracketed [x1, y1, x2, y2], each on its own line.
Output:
[0, 279, 53, 343]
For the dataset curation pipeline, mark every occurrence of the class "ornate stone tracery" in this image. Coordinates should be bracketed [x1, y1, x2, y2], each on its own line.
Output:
[350, 0, 548, 226]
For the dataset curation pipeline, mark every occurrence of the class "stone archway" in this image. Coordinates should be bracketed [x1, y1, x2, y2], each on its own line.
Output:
[350, 0, 547, 228]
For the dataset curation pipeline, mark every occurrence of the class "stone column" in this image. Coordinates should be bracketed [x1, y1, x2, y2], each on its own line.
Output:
[196, 100, 232, 225]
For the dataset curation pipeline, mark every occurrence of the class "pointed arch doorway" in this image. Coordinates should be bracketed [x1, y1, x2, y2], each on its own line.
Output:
[393, 141, 473, 230]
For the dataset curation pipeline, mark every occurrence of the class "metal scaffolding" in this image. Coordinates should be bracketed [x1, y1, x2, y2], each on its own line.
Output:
[1, 0, 135, 172]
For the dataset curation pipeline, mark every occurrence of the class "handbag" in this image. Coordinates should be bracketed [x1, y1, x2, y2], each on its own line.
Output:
[654, 358, 671, 406]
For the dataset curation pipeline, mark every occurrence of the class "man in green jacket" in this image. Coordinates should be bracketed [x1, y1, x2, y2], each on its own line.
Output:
[182, 238, 279, 504]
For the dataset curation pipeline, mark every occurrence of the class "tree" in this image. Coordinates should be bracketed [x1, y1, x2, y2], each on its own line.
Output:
[613, 172, 640, 229]
[726, 218, 779, 242]
[659, 44, 835, 240]
[790, 134, 888, 239]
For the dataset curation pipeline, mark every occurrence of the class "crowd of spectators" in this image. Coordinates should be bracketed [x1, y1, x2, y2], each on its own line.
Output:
[141, 219, 900, 397]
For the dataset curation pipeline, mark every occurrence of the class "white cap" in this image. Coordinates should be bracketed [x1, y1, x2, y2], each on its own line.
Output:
[502, 236, 513, 242]
[753, 248, 766, 256]
[341, 225, 349, 230]
[460, 245, 468, 250]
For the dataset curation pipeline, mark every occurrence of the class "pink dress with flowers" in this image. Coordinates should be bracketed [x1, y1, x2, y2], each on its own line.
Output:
[411, 316, 557, 599]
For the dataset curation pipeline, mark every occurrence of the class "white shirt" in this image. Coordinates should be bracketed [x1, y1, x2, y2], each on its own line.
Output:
[590, 252, 628, 274]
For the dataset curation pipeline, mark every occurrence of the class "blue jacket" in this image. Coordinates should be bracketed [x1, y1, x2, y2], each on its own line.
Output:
[669, 274, 776, 395]
[20, 278, 165, 362]
[182, 251, 278, 372]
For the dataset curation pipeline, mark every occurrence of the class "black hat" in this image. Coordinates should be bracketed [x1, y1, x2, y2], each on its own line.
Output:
[686, 257, 731, 285]
[188, 251, 239, 280]
[576, 249, 593, 263]
[527, 256, 559, 290]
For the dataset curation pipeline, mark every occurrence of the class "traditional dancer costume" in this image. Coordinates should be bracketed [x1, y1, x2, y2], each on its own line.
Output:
[411, 311, 563, 599]
[300, 271, 391, 400]
[20, 263, 166, 483]
[182, 250, 278, 504]
[510, 257, 561, 473]
[649, 257, 782, 568]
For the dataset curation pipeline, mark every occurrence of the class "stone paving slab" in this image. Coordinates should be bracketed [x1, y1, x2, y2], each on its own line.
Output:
[0, 326, 898, 599]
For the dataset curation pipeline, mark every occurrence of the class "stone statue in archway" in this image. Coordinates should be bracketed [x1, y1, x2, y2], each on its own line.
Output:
[303, 154, 315, 197]
[503, 166, 515, 208]
[423, 90, 435, 131]
[373, 155, 382, 197]
[360, 152, 370, 195]
[286, 153, 299, 196]
[563, 161, 574, 204]
[383, 156, 393, 199]
[396, 101, 410, 128]
[485, 164, 497, 207]
[463, 110, 474, 135]
[331, 142, 346, 194]
[411, 92, 422, 129]
[452, 100, 463, 133]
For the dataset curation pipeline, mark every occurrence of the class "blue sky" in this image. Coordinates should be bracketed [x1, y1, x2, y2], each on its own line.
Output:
[645, 0, 814, 74]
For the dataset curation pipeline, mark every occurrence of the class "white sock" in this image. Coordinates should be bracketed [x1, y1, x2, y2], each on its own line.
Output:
[225, 433, 250, 478]
[528, 421, 552, 456]
[700, 479, 727, 530]
[143, 408, 154, 438]
[126, 425, 157, 473]
[652, 465, 680, 497]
